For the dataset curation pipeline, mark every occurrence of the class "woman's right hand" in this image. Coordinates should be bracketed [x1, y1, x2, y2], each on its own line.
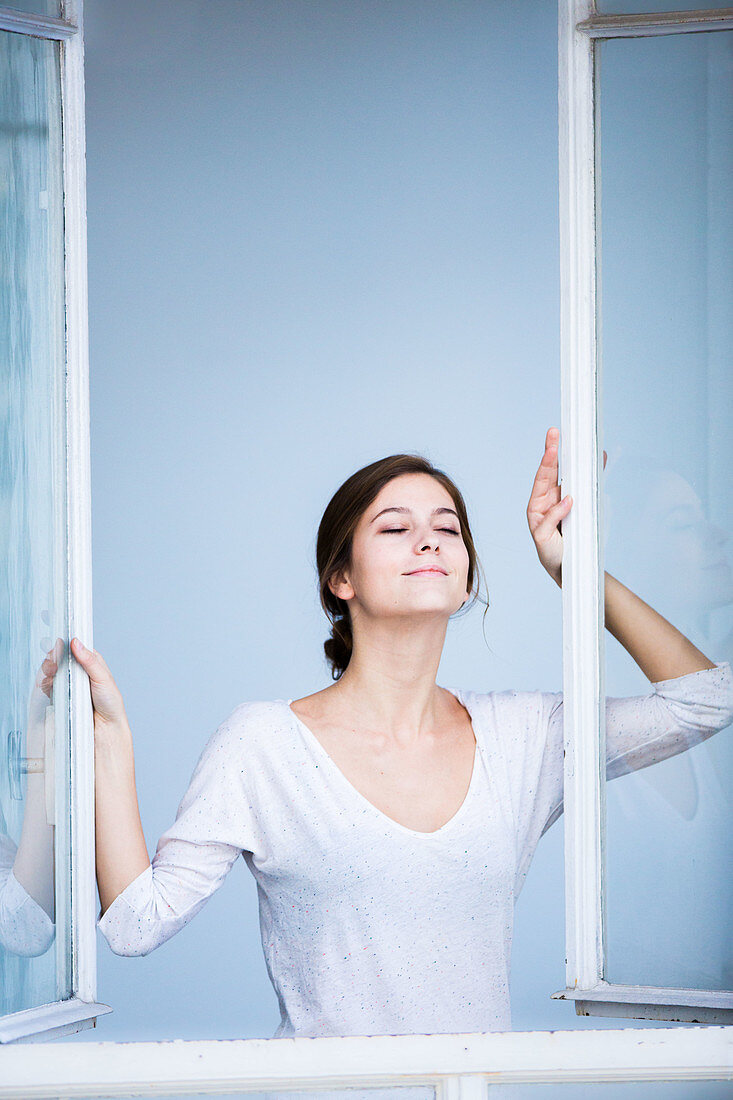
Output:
[44, 641, 147, 919]
[70, 638, 129, 728]
[71, 638, 150, 915]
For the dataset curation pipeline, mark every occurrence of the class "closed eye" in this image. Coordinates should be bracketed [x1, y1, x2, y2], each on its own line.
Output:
[382, 528, 460, 535]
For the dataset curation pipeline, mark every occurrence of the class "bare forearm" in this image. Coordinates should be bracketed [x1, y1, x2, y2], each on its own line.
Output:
[603, 571, 716, 683]
[95, 721, 151, 916]
[552, 568, 716, 682]
[12, 772, 55, 919]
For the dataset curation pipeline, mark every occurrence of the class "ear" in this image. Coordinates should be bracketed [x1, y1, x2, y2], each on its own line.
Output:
[328, 569, 354, 602]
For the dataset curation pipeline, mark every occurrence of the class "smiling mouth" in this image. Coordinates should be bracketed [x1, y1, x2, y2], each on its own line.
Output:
[405, 569, 448, 576]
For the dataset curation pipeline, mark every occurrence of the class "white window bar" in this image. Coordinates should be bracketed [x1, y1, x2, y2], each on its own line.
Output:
[556, 0, 606, 1001]
[63, 0, 108, 1031]
[0, 1028, 731, 1095]
[0, 6, 77, 38]
[554, 0, 733, 1023]
[577, 8, 733, 38]
[0, 0, 109, 1044]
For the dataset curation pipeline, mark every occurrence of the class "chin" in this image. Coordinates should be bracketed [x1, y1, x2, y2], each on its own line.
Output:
[402, 599, 460, 617]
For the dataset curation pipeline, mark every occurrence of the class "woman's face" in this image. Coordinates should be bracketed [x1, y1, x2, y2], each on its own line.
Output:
[330, 473, 471, 622]
[637, 472, 733, 611]
[606, 467, 733, 616]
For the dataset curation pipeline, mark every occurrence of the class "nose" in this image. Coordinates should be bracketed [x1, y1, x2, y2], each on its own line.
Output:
[420, 537, 440, 552]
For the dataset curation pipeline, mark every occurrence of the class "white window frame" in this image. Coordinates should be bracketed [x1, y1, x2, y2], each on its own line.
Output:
[1, 1027, 732, 1095]
[552, 0, 733, 1024]
[0, 0, 109, 1043]
[1, 2, 730, 1091]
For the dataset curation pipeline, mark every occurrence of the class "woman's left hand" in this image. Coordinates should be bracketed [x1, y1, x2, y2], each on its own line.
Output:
[526, 427, 606, 585]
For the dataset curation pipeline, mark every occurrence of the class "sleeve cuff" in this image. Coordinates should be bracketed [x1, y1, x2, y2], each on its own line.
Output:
[97, 863, 153, 934]
[651, 659, 732, 690]
[0, 869, 55, 956]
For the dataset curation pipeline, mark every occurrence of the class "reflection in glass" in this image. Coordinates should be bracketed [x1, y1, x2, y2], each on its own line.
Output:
[0, 30, 70, 1012]
[1, 2, 63, 16]
[598, 31, 733, 989]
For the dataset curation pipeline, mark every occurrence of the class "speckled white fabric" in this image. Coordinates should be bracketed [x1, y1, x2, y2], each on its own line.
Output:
[98, 662, 733, 1039]
[0, 834, 55, 957]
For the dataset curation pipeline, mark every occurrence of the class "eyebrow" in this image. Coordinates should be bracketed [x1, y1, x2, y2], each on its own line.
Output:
[369, 506, 460, 525]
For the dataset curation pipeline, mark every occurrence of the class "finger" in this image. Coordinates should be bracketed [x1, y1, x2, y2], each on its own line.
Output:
[529, 427, 560, 499]
[37, 637, 64, 678]
[70, 638, 112, 685]
[532, 494, 572, 539]
[526, 489, 563, 531]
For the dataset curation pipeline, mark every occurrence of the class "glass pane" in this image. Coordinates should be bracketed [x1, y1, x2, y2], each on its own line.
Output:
[1, 2, 63, 16]
[0, 30, 71, 1013]
[598, 31, 733, 989]
[596, 2, 732, 12]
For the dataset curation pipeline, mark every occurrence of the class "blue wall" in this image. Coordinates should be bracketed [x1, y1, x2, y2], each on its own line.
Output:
[75, 0, 655, 1042]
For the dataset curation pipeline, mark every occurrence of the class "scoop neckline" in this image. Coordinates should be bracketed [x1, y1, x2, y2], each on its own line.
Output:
[282, 686, 480, 840]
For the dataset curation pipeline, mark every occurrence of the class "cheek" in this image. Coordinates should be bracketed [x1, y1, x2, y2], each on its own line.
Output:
[675, 531, 708, 567]
[659, 529, 702, 566]
[350, 539, 400, 589]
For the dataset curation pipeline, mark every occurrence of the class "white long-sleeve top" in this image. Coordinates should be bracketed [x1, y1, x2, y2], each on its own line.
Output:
[0, 835, 55, 957]
[97, 662, 733, 1038]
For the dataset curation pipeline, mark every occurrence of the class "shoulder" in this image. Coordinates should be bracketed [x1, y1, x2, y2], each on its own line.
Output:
[444, 689, 565, 806]
[451, 689, 564, 796]
[220, 698, 290, 730]
[453, 686, 564, 742]
[198, 699, 296, 764]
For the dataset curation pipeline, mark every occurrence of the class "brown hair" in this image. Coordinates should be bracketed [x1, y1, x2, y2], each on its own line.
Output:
[316, 453, 489, 680]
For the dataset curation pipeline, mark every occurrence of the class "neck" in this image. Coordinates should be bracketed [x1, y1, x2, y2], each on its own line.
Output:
[329, 613, 451, 742]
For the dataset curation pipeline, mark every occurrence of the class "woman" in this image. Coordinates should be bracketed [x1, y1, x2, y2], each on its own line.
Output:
[71, 427, 733, 1038]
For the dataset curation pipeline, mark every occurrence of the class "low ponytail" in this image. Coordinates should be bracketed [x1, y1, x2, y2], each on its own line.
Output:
[323, 612, 353, 682]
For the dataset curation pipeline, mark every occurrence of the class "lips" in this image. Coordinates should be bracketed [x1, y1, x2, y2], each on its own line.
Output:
[405, 567, 448, 576]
